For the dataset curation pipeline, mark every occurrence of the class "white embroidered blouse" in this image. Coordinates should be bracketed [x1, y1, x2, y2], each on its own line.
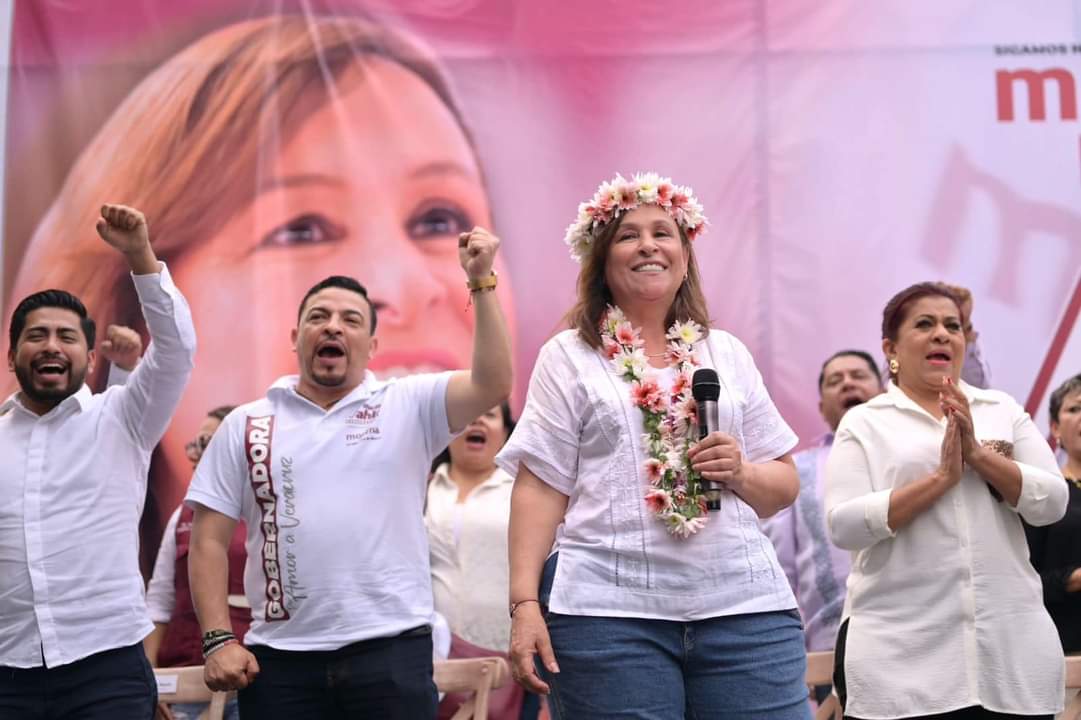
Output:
[497, 329, 798, 620]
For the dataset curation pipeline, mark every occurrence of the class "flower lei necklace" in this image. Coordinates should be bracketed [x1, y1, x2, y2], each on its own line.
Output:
[600, 305, 709, 539]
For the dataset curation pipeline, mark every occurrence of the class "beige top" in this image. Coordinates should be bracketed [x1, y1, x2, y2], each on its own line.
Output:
[426, 463, 514, 652]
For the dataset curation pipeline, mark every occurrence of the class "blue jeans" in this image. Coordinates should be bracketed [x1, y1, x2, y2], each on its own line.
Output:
[538, 556, 810, 720]
[0, 643, 157, 719]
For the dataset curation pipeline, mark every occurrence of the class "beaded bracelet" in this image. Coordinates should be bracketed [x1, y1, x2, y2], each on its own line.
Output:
[201, 629, 237, 657]
[203, 638, 238, 660]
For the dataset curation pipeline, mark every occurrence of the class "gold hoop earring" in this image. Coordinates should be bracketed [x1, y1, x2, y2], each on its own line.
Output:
[889, 358, 899, 374]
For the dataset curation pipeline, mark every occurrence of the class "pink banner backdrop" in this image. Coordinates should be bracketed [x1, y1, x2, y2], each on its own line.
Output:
[4, 1, 1079, 565]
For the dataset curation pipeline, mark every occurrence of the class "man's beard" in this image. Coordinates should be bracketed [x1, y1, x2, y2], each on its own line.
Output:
[311, 367, 347, 388]
[14, 362, 87, 408]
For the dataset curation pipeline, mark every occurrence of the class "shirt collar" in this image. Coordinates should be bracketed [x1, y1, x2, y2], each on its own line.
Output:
[878, 378, 998, 416]
[431, 462, 455, 489]
[430, 461, 512, 491]
[0, 384, 92, 419]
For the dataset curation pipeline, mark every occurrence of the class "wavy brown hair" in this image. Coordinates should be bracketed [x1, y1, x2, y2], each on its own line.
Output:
[565, 212, 711, 349]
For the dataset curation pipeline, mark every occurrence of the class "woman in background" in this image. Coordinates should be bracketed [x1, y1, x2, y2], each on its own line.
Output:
[1026, 373, 1081, 654]
[427, 402, 538, 719]
[144, 405, 248, 720]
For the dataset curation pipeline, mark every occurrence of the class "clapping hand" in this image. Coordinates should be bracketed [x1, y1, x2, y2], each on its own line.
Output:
[938, 377, 978, 463]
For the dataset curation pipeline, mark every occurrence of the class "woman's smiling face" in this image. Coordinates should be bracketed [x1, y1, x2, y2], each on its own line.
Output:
[166, 57, 516, 500]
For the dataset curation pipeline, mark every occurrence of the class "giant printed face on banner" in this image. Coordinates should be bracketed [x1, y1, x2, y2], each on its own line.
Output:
[4, 16, 517, 536]
[165, 58, 514, 507]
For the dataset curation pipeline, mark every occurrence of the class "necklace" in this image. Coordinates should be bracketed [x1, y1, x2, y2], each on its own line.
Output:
[1066, 474, 1081, 491]
[599, 305, 709, 539]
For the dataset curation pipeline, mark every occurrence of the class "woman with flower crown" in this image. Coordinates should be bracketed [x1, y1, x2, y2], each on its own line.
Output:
[496, 172, 809, 719]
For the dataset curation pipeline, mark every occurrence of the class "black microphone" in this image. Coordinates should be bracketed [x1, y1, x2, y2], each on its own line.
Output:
[691, 368, 723, 511]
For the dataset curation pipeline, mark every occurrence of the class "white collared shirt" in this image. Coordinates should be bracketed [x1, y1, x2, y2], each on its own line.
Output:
[186, 370, 452, 651]
[497, 329, 798, 621]
[0, 267, 196, 668]
[426, 463, 513, 652]
[826, 381, 1068, 718]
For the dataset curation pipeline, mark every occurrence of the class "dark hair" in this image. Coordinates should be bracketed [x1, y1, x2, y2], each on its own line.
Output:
[881, 282, 963, 343]
[430, 400, 516, 474]
[207, 405, 236, 421]
[297, 276, 378, 334]
[1050, 373, 1081, 425]
[565, 212, 710, 349]
[9, 289, 96, 350]
[817, 350, 880, 394]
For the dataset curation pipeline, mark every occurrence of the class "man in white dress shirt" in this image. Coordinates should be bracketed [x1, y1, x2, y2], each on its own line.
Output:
[0, 204, 196, 719]
[186, 227, 511, 719]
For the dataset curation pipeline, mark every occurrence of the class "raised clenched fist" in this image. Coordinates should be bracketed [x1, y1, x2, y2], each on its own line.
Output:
[95, 204, 150, 256]
[99, 325, 143, 372]
[457, 226, 500, 281]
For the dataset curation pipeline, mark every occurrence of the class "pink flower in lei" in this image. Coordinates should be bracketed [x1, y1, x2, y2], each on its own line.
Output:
[600, 305, 709, 539]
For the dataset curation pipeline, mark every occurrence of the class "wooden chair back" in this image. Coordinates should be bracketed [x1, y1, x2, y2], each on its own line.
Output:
[1059, 655, 1081, 719]
[434, 657, 511, 720]
[153, 666, 228, 720]
[806, 651, 842, 720]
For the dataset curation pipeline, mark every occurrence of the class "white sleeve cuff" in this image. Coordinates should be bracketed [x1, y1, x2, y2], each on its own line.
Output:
[1013, 462, 1068, 527]
[828, 488, 895, 551]
[865, 488, 896, 539]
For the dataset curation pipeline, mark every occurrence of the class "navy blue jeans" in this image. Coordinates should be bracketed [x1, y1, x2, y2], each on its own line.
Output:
[0, 643, 157, 719]
[538, 555, 811, 720]
[239, 626, 437, 720]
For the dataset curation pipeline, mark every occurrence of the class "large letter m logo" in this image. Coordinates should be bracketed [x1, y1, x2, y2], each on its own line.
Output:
[996, 68, 1078, 122]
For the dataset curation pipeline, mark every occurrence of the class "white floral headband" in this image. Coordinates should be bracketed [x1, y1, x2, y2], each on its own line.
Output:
[563, 172, 708, 263]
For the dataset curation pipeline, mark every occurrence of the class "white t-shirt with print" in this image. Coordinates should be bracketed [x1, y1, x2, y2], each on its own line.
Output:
[186, 371, 452, 651]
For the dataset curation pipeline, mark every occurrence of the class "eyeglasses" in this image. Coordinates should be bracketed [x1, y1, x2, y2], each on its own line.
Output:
[185, 434, 213, 463]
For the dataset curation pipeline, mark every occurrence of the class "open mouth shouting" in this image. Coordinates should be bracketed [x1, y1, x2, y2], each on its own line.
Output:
[926, 349, 953, 368]
[314, 339, 347, 368]
[463, 427, 488, 450]
[841, 395, 866, 410]
[31, 355, 70, 384]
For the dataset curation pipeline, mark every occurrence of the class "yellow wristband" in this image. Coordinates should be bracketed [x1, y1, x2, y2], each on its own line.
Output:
[466, 271, 498, 292]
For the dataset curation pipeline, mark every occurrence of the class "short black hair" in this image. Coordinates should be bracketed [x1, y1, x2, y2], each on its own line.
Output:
[297, 276, 377, 334]
[1050, 373, 1081, 425]
[9, 289, 96, 350]
[818, 350, 880, 394]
